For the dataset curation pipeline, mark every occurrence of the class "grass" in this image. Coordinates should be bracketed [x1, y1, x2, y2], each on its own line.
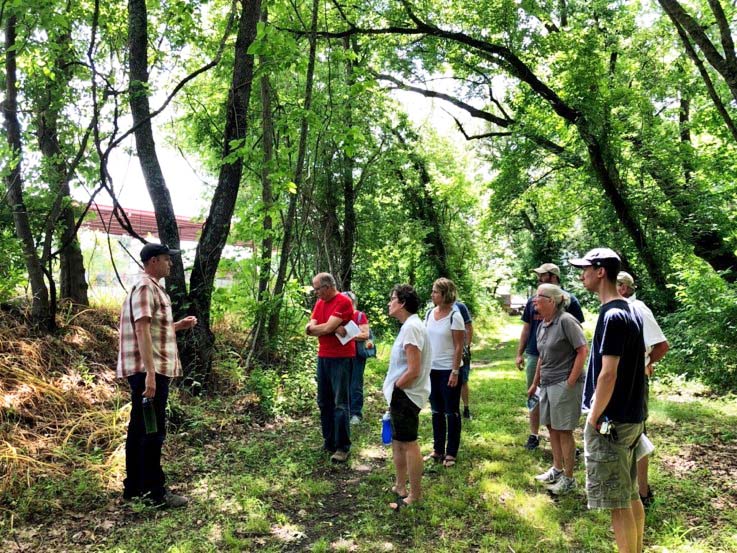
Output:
[2, 315, 737, 552]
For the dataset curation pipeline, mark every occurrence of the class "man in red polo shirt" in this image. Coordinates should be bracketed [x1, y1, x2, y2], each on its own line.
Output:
[306, 273, 355, 463]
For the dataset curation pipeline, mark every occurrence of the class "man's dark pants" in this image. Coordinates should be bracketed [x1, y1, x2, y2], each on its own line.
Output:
[124, 372, 169, 501]
[316, 357, 352, 453]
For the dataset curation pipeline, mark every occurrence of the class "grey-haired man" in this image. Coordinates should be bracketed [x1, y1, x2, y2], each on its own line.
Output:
[516, 263, 584, 450]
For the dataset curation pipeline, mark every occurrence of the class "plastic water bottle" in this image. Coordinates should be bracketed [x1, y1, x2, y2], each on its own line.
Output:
[142, 397, 158, 434]
[381, 412, 392, 445]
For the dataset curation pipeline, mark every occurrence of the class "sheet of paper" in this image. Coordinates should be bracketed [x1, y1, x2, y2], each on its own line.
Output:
[336, 319, 360, 345]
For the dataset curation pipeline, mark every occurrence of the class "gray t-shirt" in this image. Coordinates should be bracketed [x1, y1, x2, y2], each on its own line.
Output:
[536, 311, 587, 386]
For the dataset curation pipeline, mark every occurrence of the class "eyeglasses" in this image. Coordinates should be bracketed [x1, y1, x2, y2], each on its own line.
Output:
[533, 294, 552, 301]
[312, 284, 328, 292]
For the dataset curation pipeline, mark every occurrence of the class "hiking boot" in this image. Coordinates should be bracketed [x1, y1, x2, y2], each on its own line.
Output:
[163, 491, 189, 508]
[524, 434, 540, 450]
[463, 407, 472, 420]
[330, 450, 349, 463]
[535, 466, 563, 484]
[350, 415, 361, 425]
[640, 486, 654, 508]
[548, 475, 577, 496]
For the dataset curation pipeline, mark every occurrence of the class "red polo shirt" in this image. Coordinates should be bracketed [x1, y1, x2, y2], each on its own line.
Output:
[311, 292, 356, 358]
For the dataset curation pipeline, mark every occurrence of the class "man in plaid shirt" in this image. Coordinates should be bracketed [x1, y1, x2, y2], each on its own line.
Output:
[118, 243, 197, 508]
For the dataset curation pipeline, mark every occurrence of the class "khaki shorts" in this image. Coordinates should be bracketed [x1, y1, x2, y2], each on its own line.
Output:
[539, 381, 583, 431]
[525, 355, 539, 389]
[584, 421, 644, 509]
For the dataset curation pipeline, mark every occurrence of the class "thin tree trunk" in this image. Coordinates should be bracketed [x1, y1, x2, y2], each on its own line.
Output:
[36, 26, 89, 306]
[338, 36, 357, 291]
[3, 15, 53, 329]
[128, 0, 187, 317]
[252, 8, 275, 360]
[268, 0, 320, 339]
[186, 0, 261, 381]
[393, 130, 451, 280]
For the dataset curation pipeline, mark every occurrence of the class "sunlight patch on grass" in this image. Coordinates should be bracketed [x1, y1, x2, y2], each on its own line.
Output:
[468, 370, 519, 380]
[357, 444, 389, 461]
[478, 478, 557, 533]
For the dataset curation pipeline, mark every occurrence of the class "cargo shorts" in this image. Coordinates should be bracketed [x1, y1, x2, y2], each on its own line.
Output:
[583, 420, 644, 509]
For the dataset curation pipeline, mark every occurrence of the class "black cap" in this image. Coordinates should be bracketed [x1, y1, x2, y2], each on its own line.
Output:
[140, 243, 181, 263]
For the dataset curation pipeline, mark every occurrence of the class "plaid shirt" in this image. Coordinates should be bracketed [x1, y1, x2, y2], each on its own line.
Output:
[117, 274, 182, 378]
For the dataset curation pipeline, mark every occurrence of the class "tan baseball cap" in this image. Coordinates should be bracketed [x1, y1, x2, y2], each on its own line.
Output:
[617, 271, 635, 288]
[533, 263, 560, 277]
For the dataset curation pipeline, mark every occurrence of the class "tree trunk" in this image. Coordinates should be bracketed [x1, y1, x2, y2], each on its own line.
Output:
[338, 36, 357, 291]
[268, 0, 319, 339]
[393, 130, 451, 281]
[36, 28, 89, 306]
[575, 121, 672, 302]
[128, 0, 188, 317]
[252, 9, 275, 361]
[3, 15, 53, 329]
[658, 0, 737, 105]
[186, 0, 261, 381]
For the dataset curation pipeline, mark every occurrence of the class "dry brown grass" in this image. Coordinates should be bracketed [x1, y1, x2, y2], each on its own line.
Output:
[0, 306, 125, 508]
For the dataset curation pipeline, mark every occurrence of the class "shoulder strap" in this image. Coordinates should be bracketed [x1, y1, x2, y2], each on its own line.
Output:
[129, 285, 137, 334]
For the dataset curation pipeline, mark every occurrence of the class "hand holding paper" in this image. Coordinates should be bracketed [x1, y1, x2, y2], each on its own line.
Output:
[336, 320, 360, 345]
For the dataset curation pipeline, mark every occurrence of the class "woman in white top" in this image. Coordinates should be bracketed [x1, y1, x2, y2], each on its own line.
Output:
[383, 284, 433, 511]
[424, 277, 466, 468]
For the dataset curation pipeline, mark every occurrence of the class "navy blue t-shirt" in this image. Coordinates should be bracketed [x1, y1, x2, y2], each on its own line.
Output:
[521, 292, 584, 356]
[582, 299, 646, 423]
[455, 301, 473, 325]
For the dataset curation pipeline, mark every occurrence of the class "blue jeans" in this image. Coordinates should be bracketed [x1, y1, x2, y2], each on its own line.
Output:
[349, 356, 367, 419]
[316, 357, 352, 453]
[124, 372, 169, 501]
[429, 369, 462, 458]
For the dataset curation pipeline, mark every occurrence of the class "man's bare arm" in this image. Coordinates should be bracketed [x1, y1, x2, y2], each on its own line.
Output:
[587, 354, 619, 426]
[307, 315, 345, 336]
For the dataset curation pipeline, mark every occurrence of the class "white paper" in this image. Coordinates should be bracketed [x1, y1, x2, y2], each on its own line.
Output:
[635, 433, 655, 461]
[336, 320, 360, 345]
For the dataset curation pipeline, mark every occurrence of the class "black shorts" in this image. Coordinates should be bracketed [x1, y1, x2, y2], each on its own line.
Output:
[390, 387, 421, 442]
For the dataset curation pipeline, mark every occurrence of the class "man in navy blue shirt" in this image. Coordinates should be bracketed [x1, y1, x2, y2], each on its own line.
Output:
[570, 248, 646, 553]
[516, 263, 584, 450]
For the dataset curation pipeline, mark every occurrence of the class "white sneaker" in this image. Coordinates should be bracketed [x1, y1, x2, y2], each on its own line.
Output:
[535, 466, 563, 484]
[350, 415, 361, 425]
[548, 475, 577, 495]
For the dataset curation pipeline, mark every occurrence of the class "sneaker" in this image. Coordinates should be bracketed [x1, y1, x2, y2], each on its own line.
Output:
[524, 434, 540, 450]
[350, 415, 361, 425]
[640, 486, 654, 508]
[535, 466, 563, 484]
[330, 450, 349, 463]
[463, 407, 472, 419]
[548, 475, 576, 496]
[162, 491, 189, 508]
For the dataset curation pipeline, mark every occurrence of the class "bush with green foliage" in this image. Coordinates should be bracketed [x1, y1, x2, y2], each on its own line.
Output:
[661, 258, 737, 391]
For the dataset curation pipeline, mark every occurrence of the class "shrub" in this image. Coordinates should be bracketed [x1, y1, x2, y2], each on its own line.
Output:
[660, 259, 737, 392]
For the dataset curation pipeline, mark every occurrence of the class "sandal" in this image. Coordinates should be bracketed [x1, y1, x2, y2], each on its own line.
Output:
[423, 452, 443, 463]
[443, 456, 456, 468]
[390, 496, 418, 512]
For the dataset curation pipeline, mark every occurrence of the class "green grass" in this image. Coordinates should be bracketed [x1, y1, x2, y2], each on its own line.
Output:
[3, 315, 736, 552]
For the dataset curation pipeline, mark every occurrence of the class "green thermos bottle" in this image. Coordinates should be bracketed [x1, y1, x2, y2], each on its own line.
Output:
[142, 397, 158, 434]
